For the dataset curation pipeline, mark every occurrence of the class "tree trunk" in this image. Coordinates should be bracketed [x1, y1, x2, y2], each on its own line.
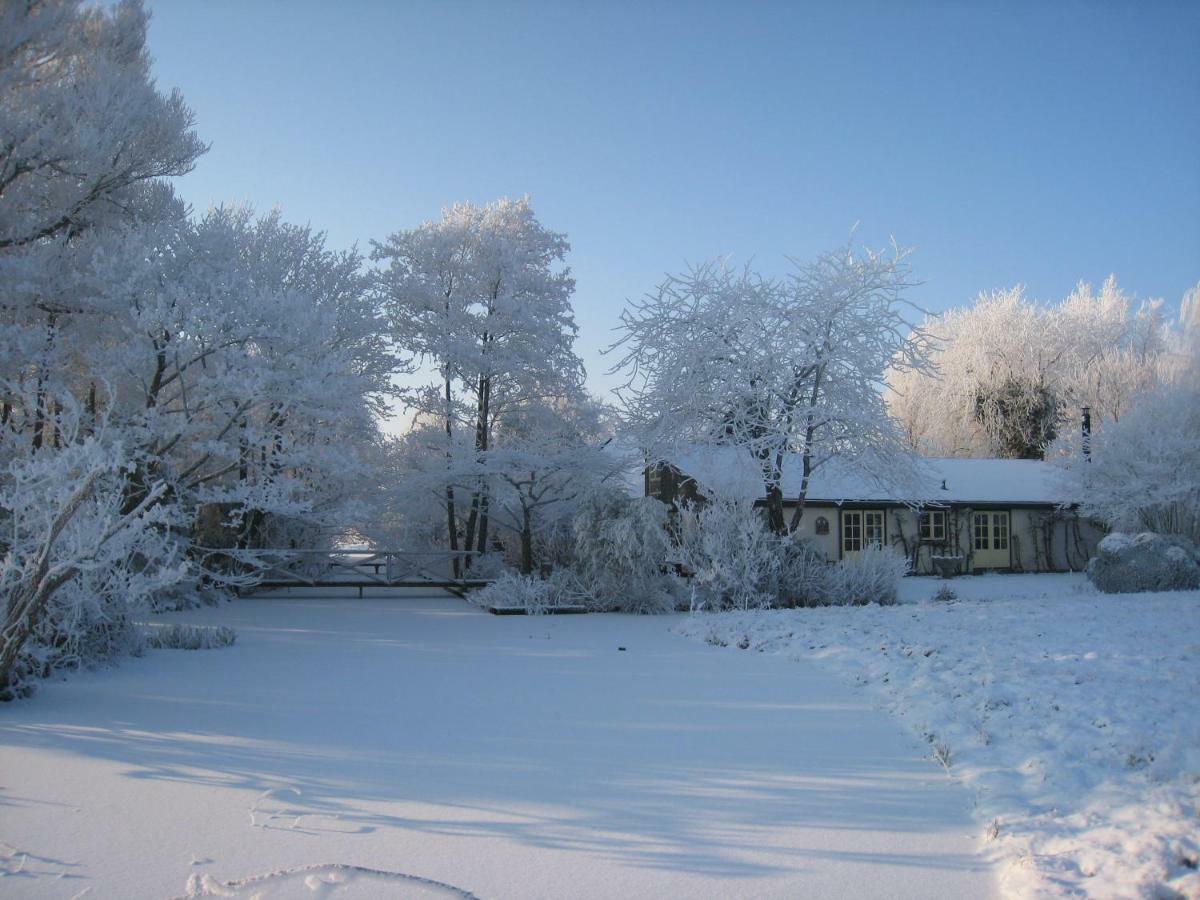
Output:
[30, 312, 57, 452]
[476, 489, 490, 554]
[766, 484, 786, 534]
[788, 447, 814, 533]
[0, 470, 99, 693]
[520, 505, 533, 575]
[442, 375, 461, 577]
[463, 373, 491, 560]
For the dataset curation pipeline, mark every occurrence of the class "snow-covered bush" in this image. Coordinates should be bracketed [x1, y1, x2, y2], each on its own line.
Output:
[776, 539, 833, 607]
[1086, 532, 1200, 593]
[571, 490, 679, 613]
[675, 498, 780, 610]
[143, 623, 237, 650]
[465, 552, 513, 581]
[822, 546, 909, 606]
[469, 570, 584, 615]
[674, 498, 830, 609]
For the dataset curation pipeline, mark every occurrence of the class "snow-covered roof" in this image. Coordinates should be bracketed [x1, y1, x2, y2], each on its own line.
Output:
[666, 447, 1074, 506]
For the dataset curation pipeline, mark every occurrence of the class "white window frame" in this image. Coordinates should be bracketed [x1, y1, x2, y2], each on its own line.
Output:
[843, 509, 885, 555]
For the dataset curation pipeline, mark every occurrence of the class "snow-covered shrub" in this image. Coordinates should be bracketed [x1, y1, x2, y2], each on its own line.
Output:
[776, 539, 833, 607]
[465, 552, 514, 581]
[0, 434, 187, 700]
[932, 585, 958, 603]
[1086, 532, 1200, 593]
[675, 499, 832, 609]
[469, 570, 584, 615]
[531, 517, 578, 572]
[571, 490, 679, 613]
[822, 546, 909, 606]
[675, 498, 780, 610]
[143, 623, 237, 650]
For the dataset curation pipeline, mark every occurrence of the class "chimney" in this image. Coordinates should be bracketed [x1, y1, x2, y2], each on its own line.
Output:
[1081, 407, 1092, 462]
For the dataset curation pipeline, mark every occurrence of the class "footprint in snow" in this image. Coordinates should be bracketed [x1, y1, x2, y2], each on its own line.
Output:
[176, 864, 479, 898]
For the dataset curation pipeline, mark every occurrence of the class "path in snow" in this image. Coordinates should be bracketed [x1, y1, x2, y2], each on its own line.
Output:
[0, 591, 994, 899]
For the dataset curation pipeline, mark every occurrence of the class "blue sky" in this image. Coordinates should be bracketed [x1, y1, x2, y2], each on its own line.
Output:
[146, 0, 1199, 399]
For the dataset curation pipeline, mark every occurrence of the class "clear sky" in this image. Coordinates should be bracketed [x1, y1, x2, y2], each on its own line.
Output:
[145, 0, 1199, 402]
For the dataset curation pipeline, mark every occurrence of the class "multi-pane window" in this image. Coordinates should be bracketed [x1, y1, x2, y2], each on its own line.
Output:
[973, 512, 990, 550]
[843, 511, 863, 553]
[843, 510, 884, 554]
[991, 512, 1009, 550]
[920, 510, 946, 541]
[864, 511, 885, 548]
[973, 511, 1010, 551]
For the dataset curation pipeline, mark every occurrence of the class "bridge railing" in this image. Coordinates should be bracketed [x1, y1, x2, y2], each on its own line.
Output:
[197, 548, 493, 595]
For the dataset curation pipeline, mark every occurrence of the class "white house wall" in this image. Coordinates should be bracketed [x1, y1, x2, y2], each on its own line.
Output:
[787, 504, 1104, 574]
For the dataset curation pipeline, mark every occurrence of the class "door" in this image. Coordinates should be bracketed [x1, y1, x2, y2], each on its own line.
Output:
[971, 511, 1011, 568]
[842, 509, 886, 558]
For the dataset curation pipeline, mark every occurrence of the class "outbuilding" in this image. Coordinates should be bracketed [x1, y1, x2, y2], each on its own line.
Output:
[646, 449, 1105, 574]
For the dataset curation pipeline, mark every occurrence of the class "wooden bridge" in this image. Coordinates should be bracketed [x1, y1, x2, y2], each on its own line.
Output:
[217, 549, 493, 598]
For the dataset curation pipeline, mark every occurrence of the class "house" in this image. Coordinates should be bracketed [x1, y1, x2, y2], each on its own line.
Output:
[645, 448, 1105, 574]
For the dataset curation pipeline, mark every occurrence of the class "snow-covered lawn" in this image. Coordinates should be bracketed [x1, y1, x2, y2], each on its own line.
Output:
[678, 574, 1200, 898]
[0, 590, 993, 899]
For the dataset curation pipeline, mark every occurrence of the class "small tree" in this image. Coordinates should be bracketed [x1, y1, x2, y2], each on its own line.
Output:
[488, 399, 615, 574]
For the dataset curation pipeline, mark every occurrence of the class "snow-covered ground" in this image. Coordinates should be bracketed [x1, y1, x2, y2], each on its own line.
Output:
[0, 589, 993, 899]
[678, 574, 1200, 898]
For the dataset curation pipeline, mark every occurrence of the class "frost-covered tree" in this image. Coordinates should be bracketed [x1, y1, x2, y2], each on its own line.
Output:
[0, 0, 205, 250]
[888, 279, 1170, 458]
[488, 397, 617, 574]
[0, 1, 396, 693]
[612, 242, 927, 533]
[373, 198, 582, 561]
[1057, 292, 1200, 543]
[1063, 381, 1200, 543]
[0, 202, 392, 693]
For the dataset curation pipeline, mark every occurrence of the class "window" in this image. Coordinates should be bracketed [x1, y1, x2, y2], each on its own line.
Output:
[864, 511, 885, 548]
[843, 510, 884, 554]
[843, 511, 863, 553]
[815, 516, 829, 536]
[992, 512, 1009, 550]
[972, 511, 1011, 554]
[920, 510, 946, 541]
[973, 512, 990, 550]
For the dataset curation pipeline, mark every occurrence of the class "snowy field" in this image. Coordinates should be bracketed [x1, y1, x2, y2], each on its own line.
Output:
[678, 574, 1200, 898]
[0, 590, 992, 899]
